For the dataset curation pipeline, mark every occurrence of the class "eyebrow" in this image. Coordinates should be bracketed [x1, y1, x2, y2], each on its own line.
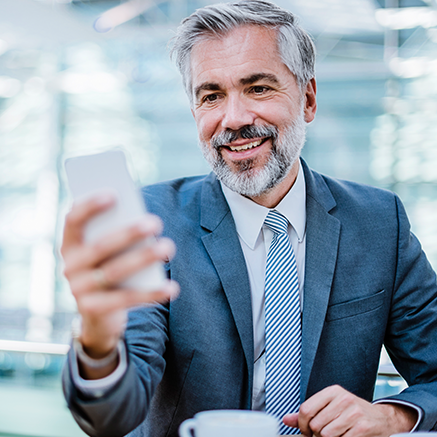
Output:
[194, 73, 280, 101]
[239, 73, 280, 86]
[194, 82, 221, 101]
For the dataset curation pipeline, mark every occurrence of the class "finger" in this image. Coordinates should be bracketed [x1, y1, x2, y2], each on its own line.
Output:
[77, 280, 180, 317]
[69, 238, 175, 296]
[298, 386, 342, 436]
[310, 403, 356, 437]
[307, 389, 361, 437]
[283, 413, 299, 428]
[101, 237, 175, 286]
[64, 215, 164, 276]
[62, 193, 116, 252]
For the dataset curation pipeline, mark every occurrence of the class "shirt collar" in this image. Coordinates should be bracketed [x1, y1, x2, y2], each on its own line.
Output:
[221, 160, 306, 250]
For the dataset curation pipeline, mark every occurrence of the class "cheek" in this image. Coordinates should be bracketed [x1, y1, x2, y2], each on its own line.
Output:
[194, 111, 220, 142]
[258, 106, 288, 126]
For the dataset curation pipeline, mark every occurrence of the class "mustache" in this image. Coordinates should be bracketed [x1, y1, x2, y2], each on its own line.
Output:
[210, 124, 279, 149]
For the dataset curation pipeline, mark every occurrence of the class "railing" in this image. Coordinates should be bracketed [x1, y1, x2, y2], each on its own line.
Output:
[0, 339, 400, 376]
[0, 340, 69, 355]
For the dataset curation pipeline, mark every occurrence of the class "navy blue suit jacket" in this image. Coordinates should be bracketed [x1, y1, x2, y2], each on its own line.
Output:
[63, 161, 437, 437]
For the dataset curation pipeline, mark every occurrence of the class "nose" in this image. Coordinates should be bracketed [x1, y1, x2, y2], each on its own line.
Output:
[221, 94, 256, 131]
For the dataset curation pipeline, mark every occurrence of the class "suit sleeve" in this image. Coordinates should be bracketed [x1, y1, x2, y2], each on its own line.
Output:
[381, 194, 437, 431]
[62, 302, 169, 437]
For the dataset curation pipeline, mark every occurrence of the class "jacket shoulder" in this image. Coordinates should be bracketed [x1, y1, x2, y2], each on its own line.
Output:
[309, 166, 399, 213]
[141, 175, 209, 217]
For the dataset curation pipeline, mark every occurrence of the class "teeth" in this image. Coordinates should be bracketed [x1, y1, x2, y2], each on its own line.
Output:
[228, 139, 263, 152]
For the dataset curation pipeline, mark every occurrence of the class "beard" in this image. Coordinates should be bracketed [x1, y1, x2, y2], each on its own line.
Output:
[198, 108, 307, 198]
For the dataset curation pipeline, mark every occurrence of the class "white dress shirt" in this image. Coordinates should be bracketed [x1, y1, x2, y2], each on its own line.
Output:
[221, 160, 306, 410]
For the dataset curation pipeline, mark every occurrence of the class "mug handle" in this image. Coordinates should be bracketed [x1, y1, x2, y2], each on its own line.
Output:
[179, 418, 196, 437]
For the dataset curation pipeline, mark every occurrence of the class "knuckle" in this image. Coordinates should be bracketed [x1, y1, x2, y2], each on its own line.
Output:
[69, 275, 85, 293]
[64, 211, 77, 228]
[69, 283, 81, 299]
[331, 384, 342, 393]
[340, 391, 354, 405]
[350, 405, 364, 422]
[63, 265, 73, 279]
[60, 244, 67, 258]
[309, 418, 322, 434]
[354, 421, 370, 435]
[299, 404, 312, 418]
[309, 414, 326, 434]
[319, 428, 332, 437]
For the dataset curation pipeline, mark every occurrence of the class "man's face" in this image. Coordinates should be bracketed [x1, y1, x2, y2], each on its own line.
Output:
[190, 25, 315, 198]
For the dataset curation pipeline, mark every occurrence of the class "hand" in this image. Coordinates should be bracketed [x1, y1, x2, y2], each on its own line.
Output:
[283, 385, 417, 437]
[61, 193, 179, 377]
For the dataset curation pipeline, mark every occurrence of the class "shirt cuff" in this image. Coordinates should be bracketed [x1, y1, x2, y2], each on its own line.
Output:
[373, 399, 423, 432]
[70, 339, 128, 399]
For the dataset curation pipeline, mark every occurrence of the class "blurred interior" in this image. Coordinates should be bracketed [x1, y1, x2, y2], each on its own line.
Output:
[0, 0, 436, 435]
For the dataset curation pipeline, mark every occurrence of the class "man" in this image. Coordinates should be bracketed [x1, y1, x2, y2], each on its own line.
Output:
[61, 1, 437, 436]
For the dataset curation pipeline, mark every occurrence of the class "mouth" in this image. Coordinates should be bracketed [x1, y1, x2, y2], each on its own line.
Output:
[225, 138, 269, 152]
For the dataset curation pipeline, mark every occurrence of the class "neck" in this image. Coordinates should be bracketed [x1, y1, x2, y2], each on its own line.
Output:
[247, 161, 300, 208]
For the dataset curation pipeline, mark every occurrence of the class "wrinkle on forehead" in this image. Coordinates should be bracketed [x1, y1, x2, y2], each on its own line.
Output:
[190, 25, 287, 92]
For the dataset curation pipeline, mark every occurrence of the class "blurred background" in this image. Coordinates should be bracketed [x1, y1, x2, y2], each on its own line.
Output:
[0, 0, 436, 435]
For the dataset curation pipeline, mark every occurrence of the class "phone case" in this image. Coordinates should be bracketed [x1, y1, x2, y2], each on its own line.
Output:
[65, 149, 166, 292]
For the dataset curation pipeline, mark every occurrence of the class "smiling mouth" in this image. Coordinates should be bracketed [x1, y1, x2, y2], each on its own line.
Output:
[226, 138, 268, 152]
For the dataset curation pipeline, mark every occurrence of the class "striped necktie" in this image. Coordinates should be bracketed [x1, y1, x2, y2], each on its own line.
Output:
[264, 210, 301, 435]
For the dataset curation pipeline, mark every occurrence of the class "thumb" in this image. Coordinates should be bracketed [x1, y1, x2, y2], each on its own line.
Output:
[283, 412, 299, 428]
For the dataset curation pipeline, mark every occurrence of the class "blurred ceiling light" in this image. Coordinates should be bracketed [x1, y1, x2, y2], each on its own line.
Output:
[389, 57, 436, 78]
[427, 28, 437, 42]
[24, 77, 45, 96]
[94, 0, 165, 33]
[0, 101, 28, 132]
[376, 7, 437, 30]
[58, 71, 124, 93]
[0, 39, 8, 56]
[0, 76, 21, 98]
[34, 0, 71, 3]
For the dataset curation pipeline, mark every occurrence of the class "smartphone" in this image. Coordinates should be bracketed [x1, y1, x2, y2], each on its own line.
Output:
[64, 149, 166, 292]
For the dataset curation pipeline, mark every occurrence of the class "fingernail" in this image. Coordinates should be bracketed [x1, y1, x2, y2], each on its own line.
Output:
[166, 281, 180, 301]
[154, 239, 176, 258]
[137, 216, 162, 235]
[136, 221, 156, 234]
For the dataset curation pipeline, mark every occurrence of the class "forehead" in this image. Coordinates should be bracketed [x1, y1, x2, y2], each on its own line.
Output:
[190, 25, 293, 88]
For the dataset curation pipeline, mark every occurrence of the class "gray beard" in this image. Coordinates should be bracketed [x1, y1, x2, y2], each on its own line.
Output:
[198, 110, 307, 197]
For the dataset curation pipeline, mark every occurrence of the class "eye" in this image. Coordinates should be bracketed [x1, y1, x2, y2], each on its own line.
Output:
[251, 85, 270, 94]
[204, 93, 219, 103]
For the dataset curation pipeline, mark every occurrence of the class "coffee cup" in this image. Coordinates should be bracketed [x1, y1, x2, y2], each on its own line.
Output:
[179, 410, 278, 437]
[391, 434, 437, 437]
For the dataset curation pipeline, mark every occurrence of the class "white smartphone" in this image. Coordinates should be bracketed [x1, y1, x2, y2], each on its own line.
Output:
[64, 149, 166, 292]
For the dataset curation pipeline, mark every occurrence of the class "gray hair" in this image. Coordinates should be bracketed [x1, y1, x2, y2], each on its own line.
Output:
[170, 0, 316, 105]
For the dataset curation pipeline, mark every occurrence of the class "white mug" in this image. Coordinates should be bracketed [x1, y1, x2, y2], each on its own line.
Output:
[391, 434, 437, 437]
[179, 410, 278, 437]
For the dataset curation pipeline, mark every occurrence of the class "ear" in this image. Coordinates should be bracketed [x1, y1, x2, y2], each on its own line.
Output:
[303, 78, 317, 123]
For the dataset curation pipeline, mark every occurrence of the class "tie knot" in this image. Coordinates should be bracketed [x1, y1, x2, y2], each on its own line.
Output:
[264, 210, 289, 235]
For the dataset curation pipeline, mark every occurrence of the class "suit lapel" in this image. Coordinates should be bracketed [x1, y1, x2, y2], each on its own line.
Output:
[200, 174, 254, 405]
[300, 162, 340, 402]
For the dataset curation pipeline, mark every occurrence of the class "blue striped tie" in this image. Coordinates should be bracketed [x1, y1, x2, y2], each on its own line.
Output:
[264, 210, 301, 435]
